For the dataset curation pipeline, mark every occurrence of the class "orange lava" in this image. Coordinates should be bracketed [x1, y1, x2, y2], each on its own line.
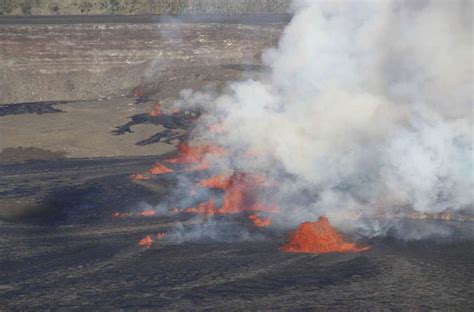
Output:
[191, 172, 278, 215]
[248, 214, 271, 227]
[148, 161, 173, 175]
[169, 208, 181, 214]
[148, 101, 162, 117]
[138, 235, 153, 248]
[198, 173, 232, 189]
[185, 199, 217, 216]
[165, 143, 225, 165]
[136, 210, 156, 217]
[280, 216, 370, 254]
[112, 212, 129, 218]
[217, 172, 274, 214]
[131, 173, 150, 180]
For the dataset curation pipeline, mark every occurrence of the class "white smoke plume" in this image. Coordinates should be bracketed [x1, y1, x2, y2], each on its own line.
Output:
[171, 0, 473, 238]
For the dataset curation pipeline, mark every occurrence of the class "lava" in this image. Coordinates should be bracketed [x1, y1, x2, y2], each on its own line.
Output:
[148, 101, 162, 117]
[130, 173, 150, 180]
[136, 210, 156, 217]
[185, 199, 217, 216]
[130, 161, 172, 181]
[198, 173, 232, 189]
[207, 172, 275, 214]
[138, 232, 166, 248]
[112, 212, 129, 218]
[165, 143, 225, 165]
[248, 214, 271, 227]
[138, 235, 153, 248]
[280, 216, 370, 254]
[191, 171, 278, 215]
[147, 161, 173, 175]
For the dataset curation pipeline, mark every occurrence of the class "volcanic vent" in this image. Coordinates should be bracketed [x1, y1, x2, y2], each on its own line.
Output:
[281, 216, 370, 254]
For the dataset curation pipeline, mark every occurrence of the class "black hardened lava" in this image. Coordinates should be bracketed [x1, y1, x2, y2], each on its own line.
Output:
[1, 219, 473, 310]
[0, 101, 69, 117]
[136, 129, 182, 146]
[0, 154, 173, 224]
[112, 109, 202, 145]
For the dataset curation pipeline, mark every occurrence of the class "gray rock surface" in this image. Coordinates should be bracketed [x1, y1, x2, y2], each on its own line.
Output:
[0, 0, 291, 16]
[0, 17, 286, 104]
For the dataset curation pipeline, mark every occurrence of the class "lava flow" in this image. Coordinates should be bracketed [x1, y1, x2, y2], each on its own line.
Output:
[280, 216, 370, 254]
[165, 143, 225, 165]
[185, 199, 217, 215]
[148, 161, 173, 175]
[138, 235, 153, 248]
[112, 212, 129, 218]
[130, 161, 172, 180]
[148, 101, 162, 117]
[136, 209, 156, 217]
[138, 232, 166, 249]
[130, 173, 150, 180]
[187, 171, 278, 216]
[205, 172, 277, 214]
[248, 214, 271, 227]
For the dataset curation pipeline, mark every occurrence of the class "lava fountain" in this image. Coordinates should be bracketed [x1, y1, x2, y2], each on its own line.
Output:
[281, 216, 370, 254]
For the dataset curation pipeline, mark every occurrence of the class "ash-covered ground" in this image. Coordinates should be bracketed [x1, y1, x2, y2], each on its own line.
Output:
[1, 13, 473, 310]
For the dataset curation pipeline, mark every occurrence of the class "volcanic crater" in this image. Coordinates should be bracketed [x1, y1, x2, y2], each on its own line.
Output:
[1, 8, 473, 311]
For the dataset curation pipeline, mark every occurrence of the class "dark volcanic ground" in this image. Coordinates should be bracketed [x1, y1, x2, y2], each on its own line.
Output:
[1, 155, 473, 309]
[1, 216, 473, 310]
[0, 155, 473, 310]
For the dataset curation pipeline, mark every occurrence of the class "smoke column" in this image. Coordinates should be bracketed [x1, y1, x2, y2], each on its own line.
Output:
[174, 0, 473, 238]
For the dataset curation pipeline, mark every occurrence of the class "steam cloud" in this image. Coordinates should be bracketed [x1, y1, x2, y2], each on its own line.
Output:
[171, 0, 473, 238]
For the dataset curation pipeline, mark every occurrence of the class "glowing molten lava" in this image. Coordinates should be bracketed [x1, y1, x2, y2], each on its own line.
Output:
[138, 235, 153, 248]
[138, 232, 166, 248]
[280, 216, 370, 254]
[130, 161, 172, 181]
[148, 101, 162, 117]
[130, 173, 150, 180]
[136, 209, 156, 217]
[190, 172, 278, 216]
[112, 212, 129, 218]
[215, 172, 276, 214]
[165, 143, 225, 165]
[185, 199, 217, 215]
[197, 173, 232, 189]
[147, 161, 173, 175]
[248, 214, 271, 227]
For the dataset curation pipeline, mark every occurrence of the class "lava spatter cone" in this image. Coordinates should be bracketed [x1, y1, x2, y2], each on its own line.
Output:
[280, 216, 370, 254]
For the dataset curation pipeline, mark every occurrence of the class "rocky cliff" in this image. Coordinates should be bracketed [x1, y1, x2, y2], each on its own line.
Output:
[1, 0, 291, 16]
